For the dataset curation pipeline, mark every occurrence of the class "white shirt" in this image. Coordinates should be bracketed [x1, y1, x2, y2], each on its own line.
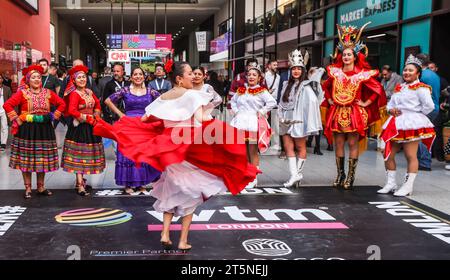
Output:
[387, 80, 435, 115]
[230, 85, 277, 132]
[145, 89, 213, 127]
[387, 80, 435, 131]
[264, 70, 280, 100]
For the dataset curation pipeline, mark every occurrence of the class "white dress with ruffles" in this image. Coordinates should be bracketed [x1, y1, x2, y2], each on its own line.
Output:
[229, 86, 277, 132]
[145, 90, 227, 217]
[386, 80, 435, 142]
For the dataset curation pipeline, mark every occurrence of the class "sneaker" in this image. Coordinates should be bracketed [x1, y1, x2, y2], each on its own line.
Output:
[445, 165, 450, 171]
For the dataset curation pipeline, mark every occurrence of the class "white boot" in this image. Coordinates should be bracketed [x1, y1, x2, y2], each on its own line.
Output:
[284, 157, 302, 187]
[394, 173, 417, 197]
[297, 158, 306, 178]
[378, 170, 398, 194]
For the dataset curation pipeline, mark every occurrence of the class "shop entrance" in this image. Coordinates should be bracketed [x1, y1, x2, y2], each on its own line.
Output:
[364, 27, 399, 73]
[432, 14, 450, 82]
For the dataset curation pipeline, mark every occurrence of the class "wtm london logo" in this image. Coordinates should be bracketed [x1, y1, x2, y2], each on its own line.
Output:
[55, 208, 132, 227]
[0, 206, 26, 237]
[147, 206, 348, 232]
[242, 239, 292, 257]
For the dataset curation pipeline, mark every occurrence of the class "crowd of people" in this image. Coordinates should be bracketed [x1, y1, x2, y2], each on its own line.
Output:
[1, 21, 449, 251]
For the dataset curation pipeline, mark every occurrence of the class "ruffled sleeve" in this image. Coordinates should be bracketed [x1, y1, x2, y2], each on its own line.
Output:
[145, 90, 211, 121]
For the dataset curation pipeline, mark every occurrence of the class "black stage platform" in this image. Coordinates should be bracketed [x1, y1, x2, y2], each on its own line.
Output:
[0, 186, 449, 260]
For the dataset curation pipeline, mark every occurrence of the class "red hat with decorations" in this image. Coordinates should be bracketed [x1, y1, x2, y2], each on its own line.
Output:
[64, 65, 89, 97]
[18, 64, 45, 91]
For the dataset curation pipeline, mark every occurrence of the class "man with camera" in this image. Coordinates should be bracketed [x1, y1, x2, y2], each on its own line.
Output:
[441, 87, 450, 170]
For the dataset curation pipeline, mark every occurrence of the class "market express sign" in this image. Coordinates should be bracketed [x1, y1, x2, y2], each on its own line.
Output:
[338, 0, 398, 27]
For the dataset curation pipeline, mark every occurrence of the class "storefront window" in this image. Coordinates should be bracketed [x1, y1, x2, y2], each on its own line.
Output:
[277, 0, 299, 32]
[435, 0, 450, 10]
[365, 27, 399, 72]
[219, 19, 232, 36]
[250, 0, 264, 34]
[301, 0, 315, 15]
[300, 0, 315, 25]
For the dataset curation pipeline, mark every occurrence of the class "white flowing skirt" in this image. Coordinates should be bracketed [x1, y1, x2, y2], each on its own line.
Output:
[150, 161, 227, 217]
[394, 111, 434, 131]
[230, 111, 258, 132]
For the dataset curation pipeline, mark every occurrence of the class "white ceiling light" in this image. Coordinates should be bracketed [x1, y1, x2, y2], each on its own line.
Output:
[367, 33, 386, 39]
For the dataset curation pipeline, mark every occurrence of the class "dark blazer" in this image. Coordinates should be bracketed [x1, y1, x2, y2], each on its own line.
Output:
[1, 85, 12, 101]
[277, 71, 290, 104]
[1, 85, 13, 125]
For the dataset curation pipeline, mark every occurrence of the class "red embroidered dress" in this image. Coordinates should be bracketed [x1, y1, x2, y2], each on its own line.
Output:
[61, 88, 105, 174]
[3, 88, 65, 172]
[321, 66, 387, 143]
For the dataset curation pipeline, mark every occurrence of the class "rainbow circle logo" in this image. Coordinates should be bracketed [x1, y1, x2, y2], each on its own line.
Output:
[55, 208, 132, 227]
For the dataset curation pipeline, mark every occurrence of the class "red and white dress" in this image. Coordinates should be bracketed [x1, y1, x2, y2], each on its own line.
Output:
[230, 85, 276, 152]
[94, 89, 259, 217]
[321, 66, 386, 142]
[381, 80, 436, 160]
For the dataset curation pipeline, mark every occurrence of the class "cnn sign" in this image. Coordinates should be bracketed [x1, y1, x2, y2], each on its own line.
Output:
[108, 51, 129, 62]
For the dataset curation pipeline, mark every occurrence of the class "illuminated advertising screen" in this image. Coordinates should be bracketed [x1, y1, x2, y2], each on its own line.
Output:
[106, 34, 172, 50]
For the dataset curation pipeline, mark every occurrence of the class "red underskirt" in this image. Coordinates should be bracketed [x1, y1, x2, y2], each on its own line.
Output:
[93, 116, 259, 195]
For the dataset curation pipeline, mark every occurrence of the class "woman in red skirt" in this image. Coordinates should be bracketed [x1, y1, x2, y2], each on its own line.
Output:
[61, 65, 105, 196]
[3, 65, 65, 198]
[321, 23, 387, 190]
[379, 54, 436, 196]
[93, 61, 259, 252]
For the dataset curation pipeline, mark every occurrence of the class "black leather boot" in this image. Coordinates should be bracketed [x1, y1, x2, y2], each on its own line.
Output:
[343, 158, 358, 190]
[333, 157, 346, 188]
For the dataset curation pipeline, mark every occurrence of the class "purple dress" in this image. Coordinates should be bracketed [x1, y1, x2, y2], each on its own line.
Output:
[109, 86, 161, 187]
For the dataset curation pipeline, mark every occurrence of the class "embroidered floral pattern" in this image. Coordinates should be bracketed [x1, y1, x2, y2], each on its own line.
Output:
[394, 83, 402, 93]
[393, 82, 432, 95]
[23, 88, 50, 114]
[409, 82, 432, 92]
[237, 86, 266, 96]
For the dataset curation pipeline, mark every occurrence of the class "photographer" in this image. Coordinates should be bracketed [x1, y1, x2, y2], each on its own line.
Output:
[435, 86, 450, 162]
[441, 87, 450, 170]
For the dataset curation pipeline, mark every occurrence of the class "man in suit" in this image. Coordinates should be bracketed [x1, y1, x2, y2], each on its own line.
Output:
[102, 63, 130, 124]
[0, 75, 12, 151]
[380, 65, 403, 101]
[1, 71, 12, 88]
[97, 66, 113, 99]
